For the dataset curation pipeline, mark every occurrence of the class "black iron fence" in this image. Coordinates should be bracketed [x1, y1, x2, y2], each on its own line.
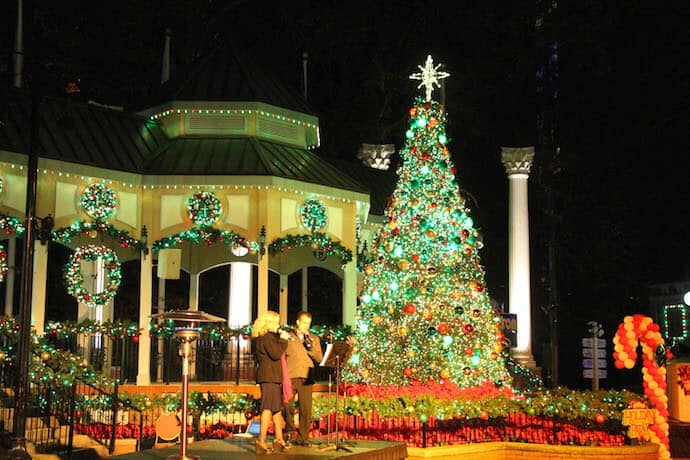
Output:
[43, 332, 256, 384]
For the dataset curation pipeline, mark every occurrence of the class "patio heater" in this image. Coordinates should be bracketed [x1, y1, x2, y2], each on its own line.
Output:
[151, 309, 225, 460]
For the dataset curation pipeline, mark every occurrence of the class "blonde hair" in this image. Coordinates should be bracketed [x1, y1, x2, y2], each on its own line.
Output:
[251, 310, 280, 338]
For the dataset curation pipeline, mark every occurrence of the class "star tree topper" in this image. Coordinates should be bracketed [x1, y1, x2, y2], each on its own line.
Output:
[410, 55, 450, 101]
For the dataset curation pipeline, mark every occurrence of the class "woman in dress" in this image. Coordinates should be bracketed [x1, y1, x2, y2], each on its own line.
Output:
[252, 310, 291, 453]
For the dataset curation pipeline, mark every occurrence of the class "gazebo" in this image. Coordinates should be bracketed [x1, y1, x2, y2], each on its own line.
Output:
[0, 41, 376, 385]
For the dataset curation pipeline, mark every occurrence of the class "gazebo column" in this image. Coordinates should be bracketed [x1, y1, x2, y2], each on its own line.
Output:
[279, 274, 288, 324]
[30, 242, 48, 336]
[156, 277, 166, 382]
[188, 273, 199, 310]
[188, 272, 199, 381]
[3, 238, 17, 317]
[342, 261, 357, 326]
[501, 146, 536, 368]
[136, 246, 153, 385]
[257, 254, 269, 316]
[301, 267, 308, 312]
[225, 262, 252, 381]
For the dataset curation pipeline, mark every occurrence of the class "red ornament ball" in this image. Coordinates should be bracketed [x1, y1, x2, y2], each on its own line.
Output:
[403, 367, 413, 377]
[437, 323, 450, 334]
[463, 323, 474, 333]
[402, 303, 417, 315]
[595, 413, 606, 424]
[132, 335, 140, 343]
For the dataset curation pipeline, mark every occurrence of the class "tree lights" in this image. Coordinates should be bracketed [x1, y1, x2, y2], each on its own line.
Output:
[347, 57, 509, 391]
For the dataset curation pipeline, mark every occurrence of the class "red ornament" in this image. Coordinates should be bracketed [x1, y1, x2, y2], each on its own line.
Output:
[392, 228, 400, 236]
[403, 367, 413, 377]
[409, 107, 417, 116]
[402, 303, 417, 315]
[595, 413, 606, 424]
[463, 323, 474, 333]
[450, 166, 457, 175]
[411, 253, 420, 263]
[437, 323, 450, 334]
[132, 335, 140, 344]
[464, 347, 474, 356]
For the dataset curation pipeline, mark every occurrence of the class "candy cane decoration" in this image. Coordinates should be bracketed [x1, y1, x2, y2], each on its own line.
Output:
[613, 314, 669, 459]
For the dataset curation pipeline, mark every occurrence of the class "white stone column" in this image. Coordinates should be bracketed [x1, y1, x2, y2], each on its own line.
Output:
[342, 261, 357, 326]
[301, 267, 308, 312]
[136, 246, 153, 385]
[30, 243, 48, 336]
[3, 238, 17, 317]
[188, 273, 200, 311]
[279, 274, 288, 324]
[257, 255, 269, 316]
[501, 146, 536, 368]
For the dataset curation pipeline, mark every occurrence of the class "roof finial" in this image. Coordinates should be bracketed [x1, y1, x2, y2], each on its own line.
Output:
[409, 55, 450, 102]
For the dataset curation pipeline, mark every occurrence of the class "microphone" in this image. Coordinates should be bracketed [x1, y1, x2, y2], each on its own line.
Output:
[279, 326, 296, 341]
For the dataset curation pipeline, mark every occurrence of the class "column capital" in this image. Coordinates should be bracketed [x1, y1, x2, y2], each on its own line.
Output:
[501, 146, 535, 176]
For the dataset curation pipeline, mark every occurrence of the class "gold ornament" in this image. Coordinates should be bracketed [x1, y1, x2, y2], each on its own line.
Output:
[398, 326, 409, 336]
[40, 351, 51, 362]
[440, 369, 450, 379]
[398, 259, 411, 270]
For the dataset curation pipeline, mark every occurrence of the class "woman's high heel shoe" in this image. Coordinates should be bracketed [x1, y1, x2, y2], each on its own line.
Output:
[273, 439, 291, 452]
[256, 440, 272, 454]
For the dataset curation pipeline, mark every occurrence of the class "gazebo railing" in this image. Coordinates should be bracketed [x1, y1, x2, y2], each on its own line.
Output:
[44, 329, 255, 384]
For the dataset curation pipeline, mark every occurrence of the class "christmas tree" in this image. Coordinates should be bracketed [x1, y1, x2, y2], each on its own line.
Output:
[348, 56, 510, 390]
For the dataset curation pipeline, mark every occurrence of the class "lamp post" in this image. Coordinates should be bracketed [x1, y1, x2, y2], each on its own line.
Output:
[151, 310, 224, 460]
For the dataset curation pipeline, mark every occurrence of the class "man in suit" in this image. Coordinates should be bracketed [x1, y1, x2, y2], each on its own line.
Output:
[283, 311, 323, 446]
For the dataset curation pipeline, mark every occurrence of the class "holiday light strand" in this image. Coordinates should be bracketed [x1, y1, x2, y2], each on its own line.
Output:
[0, 246, 7, 282]
[52, 220, 145, 250]
[152, 227, 256, 253]
[268, 232, 353, 264]
[0, 214, 26, 236]
[613, 314, 670, 459]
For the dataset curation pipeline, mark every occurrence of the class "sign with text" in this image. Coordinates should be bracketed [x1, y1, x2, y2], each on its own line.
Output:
[622, 408, 656, 439]
[500, 313, 517, 347]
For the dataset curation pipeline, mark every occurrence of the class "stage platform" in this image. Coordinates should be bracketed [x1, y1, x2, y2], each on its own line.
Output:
[110, 437, 407, 460]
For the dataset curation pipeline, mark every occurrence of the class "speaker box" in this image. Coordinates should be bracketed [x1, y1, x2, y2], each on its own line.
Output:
[157, 248, 181, 279]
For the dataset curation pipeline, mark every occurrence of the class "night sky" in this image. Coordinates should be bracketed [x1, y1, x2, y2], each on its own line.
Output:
[2, 1, 688, 385]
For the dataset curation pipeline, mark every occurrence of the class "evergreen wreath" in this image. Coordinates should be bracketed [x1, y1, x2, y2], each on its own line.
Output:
[64, 245, 121, 306]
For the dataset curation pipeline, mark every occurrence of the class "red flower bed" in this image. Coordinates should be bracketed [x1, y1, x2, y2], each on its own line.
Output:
[346, 379, 515, 400]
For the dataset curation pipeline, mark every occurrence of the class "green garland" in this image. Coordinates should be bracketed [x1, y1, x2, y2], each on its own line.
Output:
[45, 319, 141, 339]
[64, 245, 122, 306]
[269, 232, 353, 264]
[153, 226, 256, 253]
[52, 220, 144, 250]
[187, 191, 222, 227]
[0, 213, 26, 236]
[81, 183, 118, 220]
[300, 198, 327, 232]
[313, 387, 645, 423]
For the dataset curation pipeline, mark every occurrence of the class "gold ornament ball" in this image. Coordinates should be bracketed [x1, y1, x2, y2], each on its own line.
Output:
[406, 349, 416, 358]
[398, 326, 409, 336]
[440, 369, 451, 379]
[397, 259, 411, 270]
[40, 351, 51, 362]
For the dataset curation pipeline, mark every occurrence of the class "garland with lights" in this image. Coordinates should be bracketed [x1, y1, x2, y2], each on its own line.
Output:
[64, 245, 122, 306]
[45, 319, 141, 340]
[81, 183, 118, 220]
[268, 232, 353, 264]
[0, 246, 7, 282]
[613, 314, 670, 459]
[153, 227, 255, 254]
[0, 213, 26, 236]
[187, 191, 223, 227]
[300, 199, 327, 232]
[52, 220, 144, 250]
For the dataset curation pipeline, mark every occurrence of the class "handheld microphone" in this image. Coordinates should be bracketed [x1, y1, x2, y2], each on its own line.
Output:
[279, 326, 296, 341]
